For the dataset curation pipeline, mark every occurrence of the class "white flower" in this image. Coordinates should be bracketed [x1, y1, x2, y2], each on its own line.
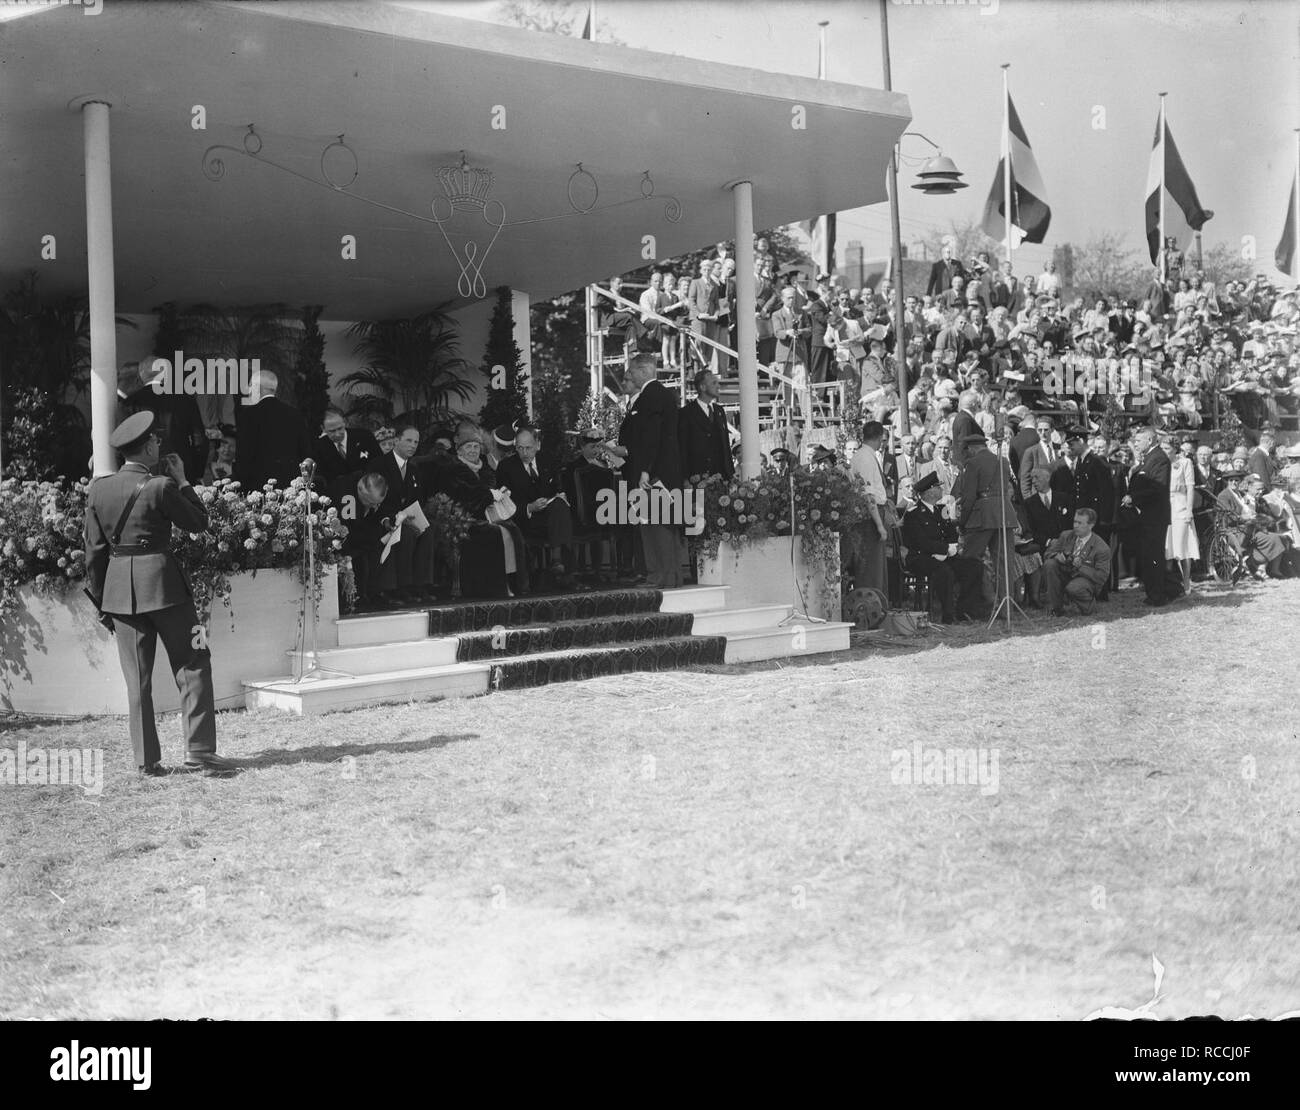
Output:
[36, 548, 47, 560]
[250, 528, 263, 540]
[201, 491, 214, 504]
[247, 491, 262, 504]
[243, 538, 256, 550]
[260, 513, 273, 525]
[223, 492, 237, 503]
[217, 541, 230, 552]
[57, 556, 67, 567]
[331, 539, 342, 549]
[24, 538, 37, 552]
[189, 533, 201, 540]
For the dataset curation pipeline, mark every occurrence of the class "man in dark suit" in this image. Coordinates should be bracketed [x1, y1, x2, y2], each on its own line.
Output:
[949, 392, 981, 470]
[619, 353, 684, 588]
[678, 370, 734, 483]
[926, 245, 966, 298]
[121, 361, 211, 482]
[988, 260, 1020, 314]
[1022, 468, 1060, 552]
[805, 285, 832, 385]
[1248, 432, 1276, 487]
[1126, 426, 1178, 606]
[375, 422, 438, 602]
[83, 412, 234, 777]
[497, 426, 574, 572]
[1007, 406, 1040, 488]
[329, 469, 391, 608]
[313, 406, 381, 488]
[902, 472, 985, 623]
[1052, 427, 1117, 598]
[1109, 301, 1138, 345]
[234, 370, 312, 491]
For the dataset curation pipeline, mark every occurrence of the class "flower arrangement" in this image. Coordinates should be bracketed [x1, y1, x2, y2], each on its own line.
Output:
[0, 473, 349, 627]
[0, 477, 90, 618]
[423, 492, 474, 557]
[695, 463, 871, 617]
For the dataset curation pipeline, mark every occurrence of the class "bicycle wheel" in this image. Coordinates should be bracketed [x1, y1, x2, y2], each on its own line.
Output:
[1208, 532, 1238, 584]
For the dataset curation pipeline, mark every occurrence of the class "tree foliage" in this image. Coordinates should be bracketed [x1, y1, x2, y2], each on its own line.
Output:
[477, 286, 531, 434]
[920, 219, 1002, 270]
[497, 0, 626, 43]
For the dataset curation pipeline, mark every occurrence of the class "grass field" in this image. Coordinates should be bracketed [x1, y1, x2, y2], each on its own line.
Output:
[2, 579, 1297, 1020]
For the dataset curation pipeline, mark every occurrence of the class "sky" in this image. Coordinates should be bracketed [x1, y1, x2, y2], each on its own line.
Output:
[417, 0, 1300, 275]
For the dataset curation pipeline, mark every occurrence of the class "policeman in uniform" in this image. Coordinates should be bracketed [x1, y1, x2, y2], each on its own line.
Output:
[901, 471, 985, 623]
[83, 411, 236, 777]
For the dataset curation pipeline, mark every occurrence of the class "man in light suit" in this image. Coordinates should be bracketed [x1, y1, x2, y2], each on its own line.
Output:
[1043, 507, 1112, 616]
[83, 411, 235, 777]
[1018, 415, 1063, 499]
[619, 354, 685, 588]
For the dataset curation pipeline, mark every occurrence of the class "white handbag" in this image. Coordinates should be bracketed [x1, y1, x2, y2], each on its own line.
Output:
[486, 489, 516, 524]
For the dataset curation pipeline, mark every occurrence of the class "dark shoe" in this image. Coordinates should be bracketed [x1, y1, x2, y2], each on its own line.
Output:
[1051, 607, 1066, 617]
[139, 762, 173, 777]
[1143, 597, 1167, 607]
[184, 752, 240, 777]
[940, 613, 955, 625]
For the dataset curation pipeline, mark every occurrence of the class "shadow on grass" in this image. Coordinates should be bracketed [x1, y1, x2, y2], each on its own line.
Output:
[237, 733, 480, 769]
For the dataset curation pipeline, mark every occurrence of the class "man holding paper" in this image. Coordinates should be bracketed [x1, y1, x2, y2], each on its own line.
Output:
[497, 426, 574, 578]
[376, 423, 438, 603]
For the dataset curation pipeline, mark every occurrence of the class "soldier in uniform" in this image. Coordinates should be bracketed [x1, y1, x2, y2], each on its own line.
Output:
[83, 411, 236, 777]
[955, 431, 1020, 603]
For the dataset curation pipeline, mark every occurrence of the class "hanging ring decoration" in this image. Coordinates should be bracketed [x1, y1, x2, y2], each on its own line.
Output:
[320, 134, 359, 190]
[638, 169, 682, 223]
[202, 123, 263, 181]
[566, 163, 599, 214]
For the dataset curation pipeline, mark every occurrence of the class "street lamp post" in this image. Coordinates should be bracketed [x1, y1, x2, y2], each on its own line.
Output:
[878, 1, 965, 439]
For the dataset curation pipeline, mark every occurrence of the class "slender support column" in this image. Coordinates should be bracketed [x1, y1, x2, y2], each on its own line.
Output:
[511, 289, 532, 418]
[731, 180, 760, 479]
[83, 99, 118, 477]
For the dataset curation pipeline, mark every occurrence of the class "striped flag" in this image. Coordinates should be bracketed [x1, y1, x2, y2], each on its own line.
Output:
[1276, 171, 1297, 277]
[980, 92, 1051, 249]
[1145, 113, 1212, 264]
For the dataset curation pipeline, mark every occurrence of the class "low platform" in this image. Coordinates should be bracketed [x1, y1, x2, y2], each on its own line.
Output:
[244, 585, 850, 715]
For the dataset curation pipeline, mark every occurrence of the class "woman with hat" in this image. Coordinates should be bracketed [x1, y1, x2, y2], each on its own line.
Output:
[438, 423, 529, 598]
[1163, 434, 1200, 594]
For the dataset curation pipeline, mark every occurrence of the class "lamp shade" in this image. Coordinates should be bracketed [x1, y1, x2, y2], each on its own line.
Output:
[911, 154, 967, 194]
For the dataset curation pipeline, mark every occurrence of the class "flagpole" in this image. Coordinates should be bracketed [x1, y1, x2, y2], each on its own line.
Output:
[1158, 93, 1167, 284]
[818, 20, 829, 80]
[1002, 64, 1012, 268]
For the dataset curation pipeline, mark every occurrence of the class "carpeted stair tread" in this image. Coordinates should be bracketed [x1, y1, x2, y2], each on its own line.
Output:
[485, 634, 727, 690]
[455, 610, 695, 661]
[426, 588, 664, 635]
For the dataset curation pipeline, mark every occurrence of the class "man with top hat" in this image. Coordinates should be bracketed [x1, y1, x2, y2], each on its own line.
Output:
[902, 471, 985, 624]
[83, 411, 235, 777]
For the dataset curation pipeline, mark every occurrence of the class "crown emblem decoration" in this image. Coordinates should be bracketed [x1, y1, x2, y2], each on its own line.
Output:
[431, 151, 506, 299]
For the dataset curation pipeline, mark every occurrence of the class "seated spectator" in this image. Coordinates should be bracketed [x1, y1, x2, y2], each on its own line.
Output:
[496, 426, 575, 584]
[901, 471, 985, 624]
[377, 423, 438, 603]
[1043, 507, 1112, 617]
[439, 424, 529, 598]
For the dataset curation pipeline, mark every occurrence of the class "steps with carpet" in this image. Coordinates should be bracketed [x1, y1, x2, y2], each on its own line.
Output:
[243, 584, 850, 715]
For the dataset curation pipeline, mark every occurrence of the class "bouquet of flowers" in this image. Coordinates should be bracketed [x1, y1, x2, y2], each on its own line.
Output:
[0, 477, 89, 618]
[423, 493, 474, 556]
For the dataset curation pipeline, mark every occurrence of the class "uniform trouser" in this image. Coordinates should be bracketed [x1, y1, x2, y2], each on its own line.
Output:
[962, 528, 1014, 600]
[639, 524, 682, 588]
[1044, 559, 1100, 614]
[111, 601, 216, 768]
[908, 554, 983, 619]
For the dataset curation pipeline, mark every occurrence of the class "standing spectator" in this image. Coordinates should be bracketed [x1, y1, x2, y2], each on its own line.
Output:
[313, 406, 381, 488]
[1126, 426, 1179, 606]
[926, 243, 965, 298]
[678, 370, 734, 482]
[848, 420, 891, 596]
[1248, 431, 1277, 486]
[1164, 433, 1199, 595]
[234, 369, 312, 490]
[1018, 416, 1062, 499]
[619, 354, 684, 588]
[1036, 260, 1062, 299]
[954, 430, 1019, 603]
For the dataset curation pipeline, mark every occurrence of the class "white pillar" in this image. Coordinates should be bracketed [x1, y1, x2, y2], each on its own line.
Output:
[731, 180, 760, 479]
[82, 100, 118, 477]
[511, 288, 532, 418]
